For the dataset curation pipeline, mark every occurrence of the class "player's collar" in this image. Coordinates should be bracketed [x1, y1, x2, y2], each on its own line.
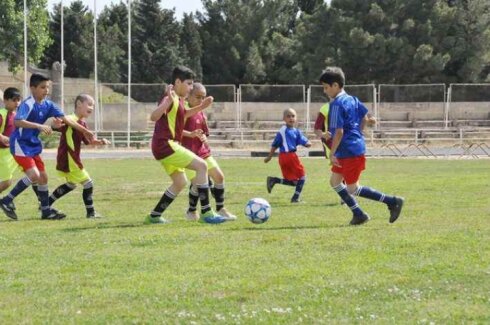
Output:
[334, 90, 347, 99]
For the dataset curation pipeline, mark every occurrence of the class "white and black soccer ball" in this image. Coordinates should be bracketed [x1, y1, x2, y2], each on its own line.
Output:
[245, 198, 271, 224]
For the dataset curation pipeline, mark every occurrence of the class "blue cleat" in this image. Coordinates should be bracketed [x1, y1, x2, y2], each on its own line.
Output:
[199, 210, 227, 224]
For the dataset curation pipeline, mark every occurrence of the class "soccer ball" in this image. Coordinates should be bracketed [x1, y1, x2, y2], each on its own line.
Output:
[245, 198, 271, 224]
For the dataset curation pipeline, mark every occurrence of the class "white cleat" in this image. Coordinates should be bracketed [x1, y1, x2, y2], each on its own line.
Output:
[185, 210, 200, 221]
[217, 207, 237, 221]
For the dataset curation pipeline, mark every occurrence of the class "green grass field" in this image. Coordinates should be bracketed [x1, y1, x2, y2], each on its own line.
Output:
[0, 157, 489, 323]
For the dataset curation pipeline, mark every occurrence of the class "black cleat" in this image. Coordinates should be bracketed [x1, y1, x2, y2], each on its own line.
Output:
[41, 209, 66, 220]
[266, 177, 276, 194]
[349, 213, 370, 226]
[388, 197, 404, 223]
[0, 199, 18, 220]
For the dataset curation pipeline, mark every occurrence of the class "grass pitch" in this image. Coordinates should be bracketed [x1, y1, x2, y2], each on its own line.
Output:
[0, 157, 489, 323]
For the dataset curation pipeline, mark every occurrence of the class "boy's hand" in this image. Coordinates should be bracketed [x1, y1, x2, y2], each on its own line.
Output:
[201, 96, 214, 110]
[198, 133, 208, 143]
[0, 135, 9, 146]
[264, 156, 272, 163]
[38, 124, 52, 135]
[52, 117, 65, 129]
[324, 131, 332, 140]
[190, 129, 203, 138]
[100, 138, 111, 145]
[330, 155, 341, 167]
[305, 142, 312, 148]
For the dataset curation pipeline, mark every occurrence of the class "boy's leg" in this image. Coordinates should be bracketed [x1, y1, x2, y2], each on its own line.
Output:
[209, 164, 236, 221]
[291, 176, 306, 203]
[146, 171, 187, 224]
[49, 182, 77, 206]
[82, 180, 99, 218]
[186, 157, 226, 224]
[330, 173, 369, 225]
[186, 180, 200, 221]
[37, 171, 65, 220]
[353, 185, 404, 223]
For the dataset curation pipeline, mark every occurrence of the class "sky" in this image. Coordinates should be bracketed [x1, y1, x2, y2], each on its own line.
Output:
[46, 0, 204, 18]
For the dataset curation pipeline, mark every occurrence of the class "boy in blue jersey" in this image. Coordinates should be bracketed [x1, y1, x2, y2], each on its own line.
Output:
[320, 67, 404, 225]
[264, 108, 311, 203]
[0, 74, 94, 220]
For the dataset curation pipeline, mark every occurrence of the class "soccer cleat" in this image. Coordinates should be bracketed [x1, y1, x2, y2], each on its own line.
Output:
[185, 210, 200, 221]
[41, 209, 67, 220]
[290, 198, 305, 204]
[144, 214, 169, 224]
[7, 201, 16, 211]
[388, 196, 404, 223]
[349, 213, 370, 226]
[0, 199, 18, 220]
[199, 210, 227, 224]
[217, 207, 237, 221]
[87, 212, 103, 219]
[266, 177, 276, 194]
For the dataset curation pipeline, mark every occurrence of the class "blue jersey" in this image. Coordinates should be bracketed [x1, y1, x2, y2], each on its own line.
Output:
[328, 90, 368, 158]
[10, 96, 64, 157]
[271, 125, 309, 153]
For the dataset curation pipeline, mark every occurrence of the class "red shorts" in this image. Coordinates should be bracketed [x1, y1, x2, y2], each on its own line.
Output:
[14, 155, 45, 172]
[278, 152, 305, 181]
[331, 155, 366, 184]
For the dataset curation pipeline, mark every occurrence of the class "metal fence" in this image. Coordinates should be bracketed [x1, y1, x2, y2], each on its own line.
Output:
[1, 81, 489, 149]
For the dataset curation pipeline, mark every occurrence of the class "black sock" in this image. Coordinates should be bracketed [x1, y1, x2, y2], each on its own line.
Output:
[38, 184, 51, 217]
[188, 185, 199, 212]
[82, 180, 95, 216]
[197, 184, 212, 214]
[214, 183, 225, 211]
[291, 178, 305, 201]
[151, 189, 176, 217]
[32, 183, 41, 202]
[280, 178, 296, 186]
[49, 183, 76, 205]
[333, 183, 364, 216]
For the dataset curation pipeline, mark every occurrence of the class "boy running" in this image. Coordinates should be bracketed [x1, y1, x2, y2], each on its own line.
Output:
[320, 67, 404, 225]
[264, 108, 311, 203]
[49, 94, 109, 218]
[182, 83, 237, 221]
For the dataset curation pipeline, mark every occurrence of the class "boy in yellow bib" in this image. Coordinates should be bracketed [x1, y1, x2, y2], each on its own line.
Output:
[49, 94, 109, 218]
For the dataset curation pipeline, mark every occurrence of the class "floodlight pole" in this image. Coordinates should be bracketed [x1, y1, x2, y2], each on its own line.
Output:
[127, 0, 132, 148]
[23, 0, 28, 95]
[61, 0, 64, 110]
[93, 0, 99, 134]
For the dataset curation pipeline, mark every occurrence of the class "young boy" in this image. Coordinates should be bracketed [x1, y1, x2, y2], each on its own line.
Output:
[0, 88, 22, 219]
[320, 67, 404, 225]
[264, 108, 311, 203]
[0, 74, 94, 220]
[49, 94, 109, 218]
[147, 66, 226, 224]
[182, 83, 237, 221]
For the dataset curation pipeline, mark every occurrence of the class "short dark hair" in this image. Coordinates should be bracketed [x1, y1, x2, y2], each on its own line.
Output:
[3, 87, 21, 100]
[319, 67, 345, 88]
[171, 66, 195, 84]
[30, 73, 50, 87]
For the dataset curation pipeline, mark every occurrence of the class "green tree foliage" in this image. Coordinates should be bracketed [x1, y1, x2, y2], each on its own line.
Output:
[131, 0, 181, 84]
[97, 2, 128, 83]
[0, 0, 51, 72]
[41, 1, 94, 78]
[180, 13, 203, 81]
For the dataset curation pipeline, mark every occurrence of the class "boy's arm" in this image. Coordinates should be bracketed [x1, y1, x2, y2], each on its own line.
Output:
[184, 96, 214, 118]
[60, 116, 94, 142]
[14, 119, 53, 135]
[150, 95, 173, 121]
[182, 129, 203, 138]
[329, 128, 343, 167]
[264, 147, 277, 163]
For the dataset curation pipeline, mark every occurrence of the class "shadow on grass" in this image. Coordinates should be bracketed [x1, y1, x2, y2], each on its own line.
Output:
[228, 224, 350, 231]
[61, 222, 146, 232]
[269, 202, 341, 208]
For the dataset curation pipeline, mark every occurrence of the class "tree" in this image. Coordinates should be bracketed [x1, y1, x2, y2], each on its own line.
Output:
[180, 13, 203, 81]
[41, 1, 94, 78]
[0, 0, 52, 72]
[131, 0, 181, 84]
[97, 2, 128, 83]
